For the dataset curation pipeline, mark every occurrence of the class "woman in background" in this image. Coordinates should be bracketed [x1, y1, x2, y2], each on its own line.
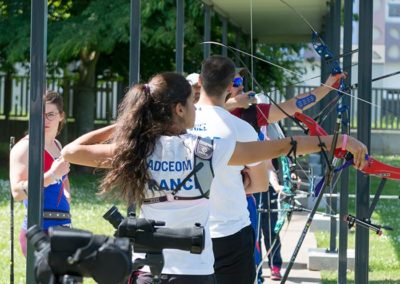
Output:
[9, 90, 71, 257]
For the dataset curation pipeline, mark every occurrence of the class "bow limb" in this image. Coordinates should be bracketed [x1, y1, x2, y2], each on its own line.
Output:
[294, 112, 400, 180]
[361, 157, 400, 180]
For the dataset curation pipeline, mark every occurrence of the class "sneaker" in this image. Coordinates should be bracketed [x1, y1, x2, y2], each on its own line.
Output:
[270, 266, 282, 281]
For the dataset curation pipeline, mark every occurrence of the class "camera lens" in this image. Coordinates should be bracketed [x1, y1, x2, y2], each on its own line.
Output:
[103, 205, 124, 229]
[26, 225, 49, 252]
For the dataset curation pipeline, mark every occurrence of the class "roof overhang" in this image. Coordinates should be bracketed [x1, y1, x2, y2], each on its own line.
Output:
[202, 0, 330, 43]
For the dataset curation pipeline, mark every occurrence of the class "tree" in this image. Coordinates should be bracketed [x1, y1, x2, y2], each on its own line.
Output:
[48, 0, 131, 135]
[0, 0, 305, 137]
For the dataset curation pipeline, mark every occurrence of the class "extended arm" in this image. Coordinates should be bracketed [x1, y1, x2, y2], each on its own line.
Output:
[62, 125, 116, 168]
[268, 74, 344, 124]
[229, 134, 368, 170]
[225, 92, 257, 111]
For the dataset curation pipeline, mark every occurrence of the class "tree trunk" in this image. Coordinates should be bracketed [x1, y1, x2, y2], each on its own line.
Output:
[74, 50, 99, 137]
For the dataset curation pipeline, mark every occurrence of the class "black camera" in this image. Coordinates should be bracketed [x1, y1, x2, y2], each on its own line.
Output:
[103, 205, 205, 254]
[27, 225, 132, 284]
[103, 206, 205, 280]
[28, 206, 205, 284]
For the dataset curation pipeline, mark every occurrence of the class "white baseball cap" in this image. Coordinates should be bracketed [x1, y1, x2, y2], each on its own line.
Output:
[186, 73, 199, 86]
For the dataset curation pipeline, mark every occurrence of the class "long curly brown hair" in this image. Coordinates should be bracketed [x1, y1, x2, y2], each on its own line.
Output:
[100, 72, 192, 205]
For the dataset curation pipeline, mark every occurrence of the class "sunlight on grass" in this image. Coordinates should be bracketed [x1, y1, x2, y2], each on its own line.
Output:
[314, 155, 400, 283]
[1, 156, 400, 283]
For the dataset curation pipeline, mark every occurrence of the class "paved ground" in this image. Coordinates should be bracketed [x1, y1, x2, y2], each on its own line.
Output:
[260, 211, 322, 284]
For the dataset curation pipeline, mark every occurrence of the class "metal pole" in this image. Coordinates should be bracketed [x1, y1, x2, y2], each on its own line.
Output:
[328, 0, 341, 254]
[9, 136, 15, 284]
[235, 27, 242, 66]
[320, 15, 330, 118]
[221, 16, 228, 57]
[338, 1, 353, 282]
[129, 0, 141, 85]
[175, 0, 184, 74]
[203, 5, 211, 59]
[27, 0, 47, 283]
[355, 1, 373, 283]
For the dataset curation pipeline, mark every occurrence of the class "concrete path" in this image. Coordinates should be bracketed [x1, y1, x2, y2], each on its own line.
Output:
[261, 211, 322, 284]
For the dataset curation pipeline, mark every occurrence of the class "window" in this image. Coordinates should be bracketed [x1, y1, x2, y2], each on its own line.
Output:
[387, 1, 400, 22]
[389, 3, 400, 17]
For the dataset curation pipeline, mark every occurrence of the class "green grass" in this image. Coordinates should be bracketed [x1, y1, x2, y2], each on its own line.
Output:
[314, 155, 400, 283]
[1, 156, 400, 283]
[0, 169, 126, 284]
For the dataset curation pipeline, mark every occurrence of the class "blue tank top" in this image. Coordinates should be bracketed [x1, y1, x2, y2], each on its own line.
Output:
[22, 140, 70, 230]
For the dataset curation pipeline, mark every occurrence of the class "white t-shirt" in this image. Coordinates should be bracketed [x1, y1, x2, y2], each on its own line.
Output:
[136, 134, 235, 275]
[188, 105, 259, 238]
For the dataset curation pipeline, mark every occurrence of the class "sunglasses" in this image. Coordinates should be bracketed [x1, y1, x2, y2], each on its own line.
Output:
[232, 77, 243, 88]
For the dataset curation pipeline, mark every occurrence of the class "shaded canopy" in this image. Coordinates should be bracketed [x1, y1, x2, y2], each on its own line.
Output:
[202, 0, 329, 43]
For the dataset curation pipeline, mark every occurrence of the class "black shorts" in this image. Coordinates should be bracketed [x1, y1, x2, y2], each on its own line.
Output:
[130, 272, 216, 284]
[212, 225, 256, 284]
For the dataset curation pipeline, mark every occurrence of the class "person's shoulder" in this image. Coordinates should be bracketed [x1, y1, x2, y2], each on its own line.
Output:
[230, 108, 242, 118]
[10, 138, 29, 159]
[256, 103, 270, 112]
[14, 137, 29, 150]
[182, 133, 198, 142]
[164, 133, 199, 149]
[197, 105, 237, 121]
[232, 113, 254, 128]
[228, 116, 257, 142]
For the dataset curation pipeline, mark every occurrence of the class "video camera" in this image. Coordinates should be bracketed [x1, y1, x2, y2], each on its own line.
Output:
[103, 205, 204, 254]
[27, 225, 132, 284]
[27, 206, 205, 284]
[103, 206, 205, 280]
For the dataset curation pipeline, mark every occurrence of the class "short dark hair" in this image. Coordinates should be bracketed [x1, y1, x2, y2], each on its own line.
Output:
[200, 55, 235, 98]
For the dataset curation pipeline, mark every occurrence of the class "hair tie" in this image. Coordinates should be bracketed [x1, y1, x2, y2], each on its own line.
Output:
[143, 84, 151, 94]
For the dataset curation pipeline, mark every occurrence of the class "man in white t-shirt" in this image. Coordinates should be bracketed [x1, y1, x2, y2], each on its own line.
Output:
[189, 55, 268, 284]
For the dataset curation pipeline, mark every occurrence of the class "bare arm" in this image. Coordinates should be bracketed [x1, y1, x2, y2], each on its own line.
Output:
[268, 74, 344, 124]
[10, 140, 70, 201]
[243, 161, 269, 194]
[62, 144, 114, 168]
[228, 134, 368, 170]
[63, 178, 71, 204]
[266, 160, 283, 192]
[9, 140, 29, 201]
[225, 92, 257, 111]
[69, 124, 115, 146]
[62, 125, 116, 168]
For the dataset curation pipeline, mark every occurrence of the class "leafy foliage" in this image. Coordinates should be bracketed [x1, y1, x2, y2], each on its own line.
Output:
[1, 0, 308, 131]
